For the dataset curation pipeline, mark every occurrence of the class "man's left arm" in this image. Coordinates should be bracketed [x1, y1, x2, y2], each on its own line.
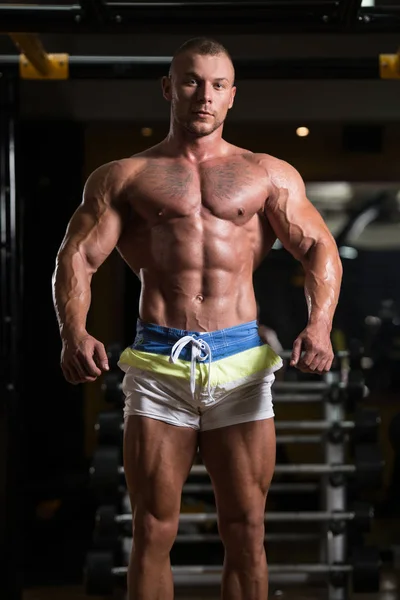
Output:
[264, 158, 343, 373]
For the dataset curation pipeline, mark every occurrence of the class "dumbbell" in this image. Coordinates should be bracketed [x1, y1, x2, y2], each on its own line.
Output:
[95, 525, 322, 554]
[92, 500, 374, 550]
[89, 443, 384, 499]
[94, 407, 381, 447]
[325, 374, 368, 406]
[84, 546, 381, 595]
[93, 452, 322, 505]
[95, 410, 123, 445]
[351, 406, 381, 443]
[274, 407, 380, 444]
[106, 343, 124, 370]
[101, 371, 124, 406]
[99, 343, 125, 405]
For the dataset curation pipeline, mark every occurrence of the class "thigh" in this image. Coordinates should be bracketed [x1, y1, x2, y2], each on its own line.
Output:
[124, 415, 198, 519]
[199, 419, 276, 517]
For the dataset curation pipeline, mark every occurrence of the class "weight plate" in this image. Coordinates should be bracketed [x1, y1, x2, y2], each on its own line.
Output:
[351, 546, 381, 593]
[85, 551, 114, 595]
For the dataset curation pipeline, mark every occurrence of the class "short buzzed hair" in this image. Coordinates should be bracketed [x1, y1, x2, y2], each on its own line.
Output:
[169, 37, 234, 78]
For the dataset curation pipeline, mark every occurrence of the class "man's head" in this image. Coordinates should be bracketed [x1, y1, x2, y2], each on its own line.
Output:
[162, 37, 236, 138]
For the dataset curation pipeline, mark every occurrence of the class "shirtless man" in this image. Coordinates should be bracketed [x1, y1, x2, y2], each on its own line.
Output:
[52, 38, 342, 600]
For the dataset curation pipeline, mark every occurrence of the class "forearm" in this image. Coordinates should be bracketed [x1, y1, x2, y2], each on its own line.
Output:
[301, 241, 343, 330]
[52, 249, 93, 341]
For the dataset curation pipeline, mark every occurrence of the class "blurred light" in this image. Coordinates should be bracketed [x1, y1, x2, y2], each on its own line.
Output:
[141, 127, 153, 137]
[296, 126, 309, 138]
[339, 246, 358, 259]
[365, 316, 381, 327]
[361, 0, 375, 6]
[307, 182, 353, 202]
[361, 356, 374, 370]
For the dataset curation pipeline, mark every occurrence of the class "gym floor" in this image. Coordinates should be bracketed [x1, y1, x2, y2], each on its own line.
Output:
[22, 585, 399, 600]
[22, 518, 400, 599]
[22, 557, 399, 600]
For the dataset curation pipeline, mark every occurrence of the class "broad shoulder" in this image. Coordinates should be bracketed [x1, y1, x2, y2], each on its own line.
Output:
[83, 156, 148, 199]
[228, 148, 304, 187]
[254, 153, 305, 190]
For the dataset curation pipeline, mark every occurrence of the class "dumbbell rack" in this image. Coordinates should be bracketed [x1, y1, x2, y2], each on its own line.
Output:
[85, 352, 383, 599]
[323, 369, 347, 600]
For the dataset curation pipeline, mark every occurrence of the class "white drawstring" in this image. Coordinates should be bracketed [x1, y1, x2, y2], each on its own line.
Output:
[169, 335, 214, 404]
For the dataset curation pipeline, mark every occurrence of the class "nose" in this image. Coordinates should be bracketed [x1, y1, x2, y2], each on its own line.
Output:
[196, 81, 213, 104]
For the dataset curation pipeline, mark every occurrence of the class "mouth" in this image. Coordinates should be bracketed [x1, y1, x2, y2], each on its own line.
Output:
[193, 111, 213, 117]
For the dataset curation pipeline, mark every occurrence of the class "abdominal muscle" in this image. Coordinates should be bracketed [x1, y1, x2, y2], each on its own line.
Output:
[138, 268, 257, 332]
[117, 214, 262, 332]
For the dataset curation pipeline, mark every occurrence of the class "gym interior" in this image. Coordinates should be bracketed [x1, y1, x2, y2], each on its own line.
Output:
[1, 1, 400, 599]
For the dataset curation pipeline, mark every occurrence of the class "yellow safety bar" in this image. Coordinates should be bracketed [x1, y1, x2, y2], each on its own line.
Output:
[8, 32, 69, 80]
[5, 33, 400, 81]
[379, 50, 400, 80]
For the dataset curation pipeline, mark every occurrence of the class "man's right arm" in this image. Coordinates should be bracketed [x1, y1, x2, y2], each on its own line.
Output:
[52, 160, 128, 381]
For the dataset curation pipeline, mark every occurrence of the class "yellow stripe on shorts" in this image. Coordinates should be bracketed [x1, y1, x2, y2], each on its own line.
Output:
[118, 344, 282, 387]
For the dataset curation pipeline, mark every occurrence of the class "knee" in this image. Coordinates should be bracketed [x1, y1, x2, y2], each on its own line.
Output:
[219, 511, 265, 563]
[133, 511, 178, 555]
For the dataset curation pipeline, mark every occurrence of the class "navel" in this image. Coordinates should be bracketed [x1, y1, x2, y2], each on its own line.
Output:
[238, 207, 245, 216]
[195, 294, 204, 303]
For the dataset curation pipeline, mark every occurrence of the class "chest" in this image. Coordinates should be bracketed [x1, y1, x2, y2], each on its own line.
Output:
[132, 159, 268, 223]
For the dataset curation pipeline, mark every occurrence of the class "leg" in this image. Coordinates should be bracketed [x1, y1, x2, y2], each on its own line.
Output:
[199, 418, 276, 600]
[124, 415, 198, 600]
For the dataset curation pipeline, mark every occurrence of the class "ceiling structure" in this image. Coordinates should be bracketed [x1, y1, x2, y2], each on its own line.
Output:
[0, 0, 399, 35]
[1, 0, 400, 242]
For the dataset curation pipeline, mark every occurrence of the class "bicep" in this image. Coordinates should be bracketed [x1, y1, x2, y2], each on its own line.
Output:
[60, 201, 123, 271]
[265, 165, 334, 260]
[58, 163, 125, 272]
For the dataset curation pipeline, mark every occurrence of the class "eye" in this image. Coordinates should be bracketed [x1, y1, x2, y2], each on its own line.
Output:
[186, 79, 198, 86]
[214, 82, 224, 89]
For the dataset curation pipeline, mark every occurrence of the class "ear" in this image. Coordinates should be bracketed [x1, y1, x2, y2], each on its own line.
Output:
[161, 76, 172, 101]
[228, 85, 237, 110]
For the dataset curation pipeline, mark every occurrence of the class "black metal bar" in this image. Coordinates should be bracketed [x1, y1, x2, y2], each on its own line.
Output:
[77, 1, 341, 30]
[0, 1, 341, 33]
[356, 6, 400, 31]
[0, 3, 84, 31]
[79, 0, 112, 24]
[0, 55, 380, 79]
[0, 74, 23, 600]
[106, 0, 335, 7]
[1, 1, 400, 32]
[183, 482, 319, 493]
[338, 0, 363, 29]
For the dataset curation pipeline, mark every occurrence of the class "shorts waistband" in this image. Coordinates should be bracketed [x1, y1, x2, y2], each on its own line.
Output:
[131, 318, 263, 361]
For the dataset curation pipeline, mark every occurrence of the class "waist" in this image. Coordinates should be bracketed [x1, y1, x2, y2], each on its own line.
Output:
[131, 318, 263, 361]
[138, 271, 257, 329]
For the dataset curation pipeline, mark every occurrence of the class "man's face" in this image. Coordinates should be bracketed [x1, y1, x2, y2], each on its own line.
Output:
[163, 52, 236, 137]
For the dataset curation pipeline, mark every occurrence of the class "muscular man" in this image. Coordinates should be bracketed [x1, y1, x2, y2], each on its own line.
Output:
[52, 38, 342, 600]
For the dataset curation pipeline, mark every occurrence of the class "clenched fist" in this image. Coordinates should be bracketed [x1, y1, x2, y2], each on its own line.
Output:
[290, 325, 334, 374]
[61, 333, 109, 385]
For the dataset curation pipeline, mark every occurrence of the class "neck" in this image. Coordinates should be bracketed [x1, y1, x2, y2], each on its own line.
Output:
[165, 119, 226, 162]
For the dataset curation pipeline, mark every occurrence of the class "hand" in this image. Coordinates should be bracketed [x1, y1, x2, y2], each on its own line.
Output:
[290, 325, 334, 374]
[60, 333, 110, 385]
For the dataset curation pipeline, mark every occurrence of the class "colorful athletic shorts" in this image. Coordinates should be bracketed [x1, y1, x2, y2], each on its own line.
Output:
[118, 319, 283, 432]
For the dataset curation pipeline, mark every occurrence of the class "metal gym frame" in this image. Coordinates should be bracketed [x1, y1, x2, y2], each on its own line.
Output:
[0, 0, 399, 34]
[1, 69, 22, 600]
[0, 2, 400, 599]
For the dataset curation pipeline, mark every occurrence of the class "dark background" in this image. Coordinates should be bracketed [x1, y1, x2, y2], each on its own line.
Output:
[2, 3, 400, 596]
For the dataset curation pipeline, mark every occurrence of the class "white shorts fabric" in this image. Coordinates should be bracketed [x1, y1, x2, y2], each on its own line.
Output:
[118, 319, 282, 432]
[120, 366, 276, 432]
